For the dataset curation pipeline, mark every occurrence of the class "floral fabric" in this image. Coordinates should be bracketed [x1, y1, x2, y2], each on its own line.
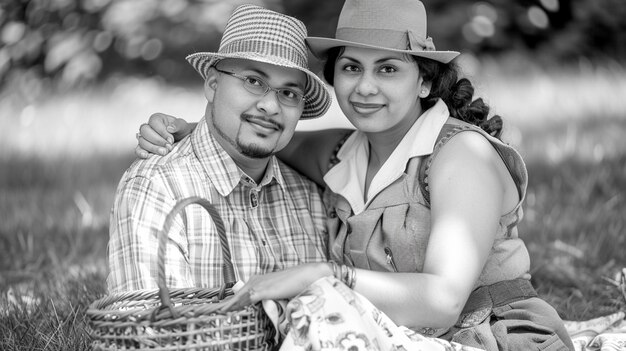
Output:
[565, 311, 626, 351]
[275, 276, 483, 351]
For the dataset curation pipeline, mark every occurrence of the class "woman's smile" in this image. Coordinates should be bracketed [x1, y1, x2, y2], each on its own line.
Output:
[350, 101, 385, 114]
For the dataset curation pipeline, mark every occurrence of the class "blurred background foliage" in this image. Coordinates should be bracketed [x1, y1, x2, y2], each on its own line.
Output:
[1, 3, 625, 344]
[2, 0, 625, 94]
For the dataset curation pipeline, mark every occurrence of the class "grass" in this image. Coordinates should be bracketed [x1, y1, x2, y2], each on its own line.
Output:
[524, 153, 626, 319]
[0, 155, 129, 350]
[1, 63, 625, 349]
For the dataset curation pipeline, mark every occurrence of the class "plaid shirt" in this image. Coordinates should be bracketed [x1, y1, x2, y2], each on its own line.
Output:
[107, 118, 328, 294]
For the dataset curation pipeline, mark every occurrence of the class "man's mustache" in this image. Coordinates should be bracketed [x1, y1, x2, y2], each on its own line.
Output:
[241, 114, 284, 131]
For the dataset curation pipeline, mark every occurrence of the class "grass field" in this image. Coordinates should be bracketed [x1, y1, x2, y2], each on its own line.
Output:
[1, 62, 625, 349]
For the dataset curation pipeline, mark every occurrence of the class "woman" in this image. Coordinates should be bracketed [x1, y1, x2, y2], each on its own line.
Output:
[135, 0, 573, 350]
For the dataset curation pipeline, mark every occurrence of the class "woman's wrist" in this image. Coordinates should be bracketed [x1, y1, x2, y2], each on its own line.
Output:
[321, 261, 335, 279]
[327, 260, 357, 289]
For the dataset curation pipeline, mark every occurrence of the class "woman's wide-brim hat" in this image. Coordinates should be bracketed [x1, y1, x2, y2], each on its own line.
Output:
[186, 5, 331, 119]
[307, 0, 460, 64]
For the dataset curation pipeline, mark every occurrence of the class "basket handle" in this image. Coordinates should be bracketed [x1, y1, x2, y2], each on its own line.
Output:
[156, 197, 236, 316]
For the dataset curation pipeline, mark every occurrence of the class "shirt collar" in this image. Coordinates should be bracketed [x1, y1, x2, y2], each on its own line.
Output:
[388, 98, 450, 161]
[323, 99, 450, 213]
[191, 118, 284, 196]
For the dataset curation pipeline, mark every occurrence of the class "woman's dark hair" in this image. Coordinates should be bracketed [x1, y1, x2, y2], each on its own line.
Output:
[322, 47, 503, 139]
[414, 57, 503, 139]
[322, 47, 343, 85]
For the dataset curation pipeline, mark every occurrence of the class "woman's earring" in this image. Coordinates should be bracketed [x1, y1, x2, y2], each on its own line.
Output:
[420, 89, 428, 97]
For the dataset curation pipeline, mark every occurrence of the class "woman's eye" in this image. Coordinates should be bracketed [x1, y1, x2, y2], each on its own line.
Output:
[342, 64, 360, 73]
[379, 66, 397, 74]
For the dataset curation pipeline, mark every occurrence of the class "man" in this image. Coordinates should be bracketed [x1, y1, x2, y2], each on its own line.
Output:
[107, 4, 332, 293]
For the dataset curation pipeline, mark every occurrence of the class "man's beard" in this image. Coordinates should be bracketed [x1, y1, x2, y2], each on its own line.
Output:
[211, 112, 276, 159]
[238, 142, 273, 159]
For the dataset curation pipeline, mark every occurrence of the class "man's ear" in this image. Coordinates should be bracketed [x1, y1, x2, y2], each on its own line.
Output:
[204, 68, 219, 102]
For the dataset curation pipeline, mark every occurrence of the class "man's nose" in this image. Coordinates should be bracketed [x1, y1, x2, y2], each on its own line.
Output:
[256, 89, 281, 115]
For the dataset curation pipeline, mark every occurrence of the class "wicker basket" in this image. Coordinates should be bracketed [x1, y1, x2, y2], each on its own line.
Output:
[87, 197, 275, 350]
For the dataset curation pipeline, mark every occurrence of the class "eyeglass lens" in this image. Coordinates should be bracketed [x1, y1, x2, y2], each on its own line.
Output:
[216, 68, 304, 107]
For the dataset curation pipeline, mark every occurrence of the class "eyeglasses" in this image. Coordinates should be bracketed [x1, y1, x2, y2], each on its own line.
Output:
[214, 68, 306, 107]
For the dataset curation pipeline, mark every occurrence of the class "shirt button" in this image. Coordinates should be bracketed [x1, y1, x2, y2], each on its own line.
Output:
[249, 190, 259, 208]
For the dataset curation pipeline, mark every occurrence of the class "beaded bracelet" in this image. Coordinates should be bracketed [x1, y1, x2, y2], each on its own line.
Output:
[348, 264, 356, 288]
[328, 260, 357, 289]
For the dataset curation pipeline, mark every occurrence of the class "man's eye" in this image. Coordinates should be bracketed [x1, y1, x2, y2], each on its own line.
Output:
[244, 76, 264, 86]
[281, 89, 298, 99]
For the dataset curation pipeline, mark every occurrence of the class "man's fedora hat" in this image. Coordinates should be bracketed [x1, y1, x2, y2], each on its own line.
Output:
[186, 5, 331, 119]
[307, 0, 460, 64]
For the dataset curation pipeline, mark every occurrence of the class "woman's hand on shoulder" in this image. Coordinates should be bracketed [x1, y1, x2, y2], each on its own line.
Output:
[135, 113, 195, 158]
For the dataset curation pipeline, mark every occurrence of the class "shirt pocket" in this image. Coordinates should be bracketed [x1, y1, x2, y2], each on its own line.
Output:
[349, 202, 430, 272]
[260, 208, 325, 267]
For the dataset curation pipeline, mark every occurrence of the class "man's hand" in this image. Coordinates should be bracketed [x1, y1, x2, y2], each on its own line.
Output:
[135, 113, 194, 158]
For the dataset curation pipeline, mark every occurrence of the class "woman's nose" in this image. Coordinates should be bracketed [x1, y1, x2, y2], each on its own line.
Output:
[355, 74, 378, 96]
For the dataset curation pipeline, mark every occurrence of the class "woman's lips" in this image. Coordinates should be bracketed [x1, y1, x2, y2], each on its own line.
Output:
[351, 101, 384, 114]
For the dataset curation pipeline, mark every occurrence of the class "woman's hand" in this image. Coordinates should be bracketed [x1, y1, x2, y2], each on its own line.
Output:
[219, 262, 331, 311]
[135, 113, 195, 158]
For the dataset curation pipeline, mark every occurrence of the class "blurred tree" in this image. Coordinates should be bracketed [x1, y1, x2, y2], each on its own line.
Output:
[425, 0, 625, 65]
[557, 0, 626, 62]
[282, 0, 342, 38]
[281, 0, 343, 73]
[0, 0, 624, 92]
[0, 0, 280, 93]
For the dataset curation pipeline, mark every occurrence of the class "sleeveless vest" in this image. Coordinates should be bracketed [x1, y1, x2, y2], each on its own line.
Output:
[323, 118, 532, 288]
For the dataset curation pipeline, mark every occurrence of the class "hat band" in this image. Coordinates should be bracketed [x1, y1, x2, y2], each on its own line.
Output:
[335, 28, 433, 52]
[219, 40, 308, 68]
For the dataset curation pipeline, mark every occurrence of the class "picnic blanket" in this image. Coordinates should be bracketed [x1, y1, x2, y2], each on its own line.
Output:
[253, 276, 626, 351]
[565, 311, 626, 351]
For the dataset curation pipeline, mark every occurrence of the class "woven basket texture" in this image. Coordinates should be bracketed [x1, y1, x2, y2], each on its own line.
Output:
[87, 197, 275, 350]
